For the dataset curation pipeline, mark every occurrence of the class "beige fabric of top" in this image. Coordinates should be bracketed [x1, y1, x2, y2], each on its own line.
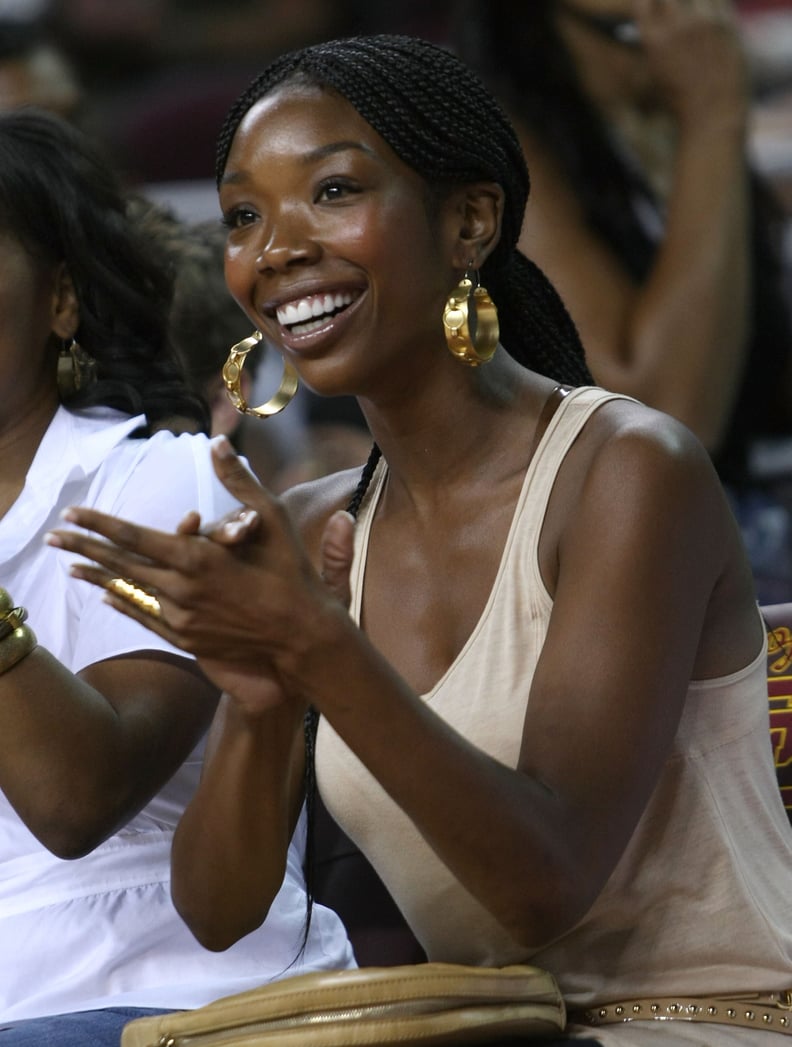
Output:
[316, 386, 792, 1044]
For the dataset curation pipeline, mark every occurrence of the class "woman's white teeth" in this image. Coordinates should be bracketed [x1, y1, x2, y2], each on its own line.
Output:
[277, 292, 354, 332]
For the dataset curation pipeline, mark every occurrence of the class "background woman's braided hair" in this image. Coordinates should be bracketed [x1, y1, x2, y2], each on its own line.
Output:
[215, 34, 594, 941]
[0, 108, 209, 434]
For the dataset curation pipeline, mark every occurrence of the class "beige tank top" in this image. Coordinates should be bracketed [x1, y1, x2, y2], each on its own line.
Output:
[316, 386, 792, 1013]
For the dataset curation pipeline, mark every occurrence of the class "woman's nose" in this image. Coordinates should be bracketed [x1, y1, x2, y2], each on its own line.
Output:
[255, 211, 320, 272]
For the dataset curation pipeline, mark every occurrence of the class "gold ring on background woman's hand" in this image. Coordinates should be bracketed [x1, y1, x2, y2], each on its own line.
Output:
[105, 577, 163, 620]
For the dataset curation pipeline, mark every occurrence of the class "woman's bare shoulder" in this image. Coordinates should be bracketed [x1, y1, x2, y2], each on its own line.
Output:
[281, 465, 365, 546]
[561, 393, 736, 573]
[580, 393, 714, 471]
[548, 394, 727, 570]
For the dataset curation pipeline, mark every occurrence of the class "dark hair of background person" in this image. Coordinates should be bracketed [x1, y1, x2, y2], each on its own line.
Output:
[454, 0, 792, 486]
[0, 107, 210, 434]
[126, 205, 256, 396]
[215, 33, 595, 392]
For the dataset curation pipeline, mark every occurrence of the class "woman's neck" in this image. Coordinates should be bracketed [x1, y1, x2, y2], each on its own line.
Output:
[358, 357, 550, 513]
[0, 398, 59, 520]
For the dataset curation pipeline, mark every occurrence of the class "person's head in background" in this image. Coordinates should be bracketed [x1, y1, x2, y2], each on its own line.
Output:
[172, 219, 264, 437]
[127, 204, 255, 436]
[0, 7, 83, 120]
[0, 106, 208, 435]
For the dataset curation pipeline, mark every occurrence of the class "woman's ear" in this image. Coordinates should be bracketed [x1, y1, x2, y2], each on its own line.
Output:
[448, 182, 505, 270]
[50, 262, 80, 340]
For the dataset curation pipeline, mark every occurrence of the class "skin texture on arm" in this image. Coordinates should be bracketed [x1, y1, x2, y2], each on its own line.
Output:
[48, 416, 762, 949]
[47, 470, 355, 948]
[519, 0, 752, 452]
[0, 646, 219, 858]
[170, 693, 307, 950]
[168, 489, 356, 948]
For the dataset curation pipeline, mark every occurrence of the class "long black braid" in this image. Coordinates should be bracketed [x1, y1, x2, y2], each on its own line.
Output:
[216, 33, 595, 948]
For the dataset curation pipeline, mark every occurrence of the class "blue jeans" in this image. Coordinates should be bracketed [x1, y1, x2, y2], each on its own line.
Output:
[0, 1007, 173, 1046]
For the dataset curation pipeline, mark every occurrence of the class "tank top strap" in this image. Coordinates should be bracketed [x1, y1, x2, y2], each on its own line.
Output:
[349, 387, 634, 624]
[349, 457, 388, 624]
[514, 385, 636, 545]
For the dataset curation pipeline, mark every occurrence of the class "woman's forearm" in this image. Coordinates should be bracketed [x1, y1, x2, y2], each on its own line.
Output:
[0, 647, 218, 857]
[624, 121, 751, 449]
[171, 694, 306, 951]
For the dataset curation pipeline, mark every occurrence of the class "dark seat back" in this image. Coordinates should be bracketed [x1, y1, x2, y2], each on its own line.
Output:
[312, 792, 426, 967]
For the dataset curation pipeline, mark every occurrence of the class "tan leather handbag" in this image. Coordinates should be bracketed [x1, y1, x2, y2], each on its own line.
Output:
[121, 962, 565, 1046]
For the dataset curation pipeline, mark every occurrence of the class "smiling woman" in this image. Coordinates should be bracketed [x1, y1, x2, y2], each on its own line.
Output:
[217, 83, 472, 401]
[48, 33, 792, 1045]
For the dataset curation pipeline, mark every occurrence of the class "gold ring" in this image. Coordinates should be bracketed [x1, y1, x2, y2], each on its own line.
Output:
[105, 577, 162, 620]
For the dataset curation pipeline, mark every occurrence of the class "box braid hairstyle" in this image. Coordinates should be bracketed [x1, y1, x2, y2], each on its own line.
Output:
[216, 34, 591, 392]
[0, 108, 209, 435]
[215, 34, 594, 943]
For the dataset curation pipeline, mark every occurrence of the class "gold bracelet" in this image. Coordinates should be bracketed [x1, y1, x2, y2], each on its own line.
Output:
[0, 587, 15, 616]
[0, 624, 37, 675]
[0, 587, 30, 640]
[0, 589, 35, 672]
[0, 606, 27, 643]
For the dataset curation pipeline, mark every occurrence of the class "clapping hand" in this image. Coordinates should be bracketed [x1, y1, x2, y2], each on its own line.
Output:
[46, 437, 356, 715]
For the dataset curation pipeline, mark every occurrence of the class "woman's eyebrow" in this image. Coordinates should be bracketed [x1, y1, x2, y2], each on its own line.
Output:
[220, 140, 375, 186]
[301, 140, 376, 163]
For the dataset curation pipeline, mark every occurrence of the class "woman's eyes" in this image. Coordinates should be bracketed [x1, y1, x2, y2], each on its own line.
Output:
[315, 178, 361, 203]
[221, 206, 257, 229]
[221, 178, 362, 226]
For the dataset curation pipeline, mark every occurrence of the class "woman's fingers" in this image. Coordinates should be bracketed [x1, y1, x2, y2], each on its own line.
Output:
[51, 506, 185, 566]
[209, 436, 275, 510]
[177, 509, 203, 536]
[47, 440, 279, 571]
[206, 509, 262, 547]
[320, 510, 356, 610]
[41, 439, 318, 666]
[45, 510, 212, 615]
[45, 528, 165, 598]
[51, 553, 186, 646]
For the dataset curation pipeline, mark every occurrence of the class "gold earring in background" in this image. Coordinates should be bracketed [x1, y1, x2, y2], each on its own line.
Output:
[57, 338, 96, 398]
[222, 331, 299, 419]
[442, 268, 499, 366]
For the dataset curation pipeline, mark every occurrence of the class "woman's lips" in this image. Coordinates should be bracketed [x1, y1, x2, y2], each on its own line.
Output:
[276, 290, 361, 336]
[270, 287, 365, 350]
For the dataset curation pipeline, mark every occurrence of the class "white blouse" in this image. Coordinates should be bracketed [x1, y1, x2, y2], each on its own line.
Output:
[0, 406, 354, 1021]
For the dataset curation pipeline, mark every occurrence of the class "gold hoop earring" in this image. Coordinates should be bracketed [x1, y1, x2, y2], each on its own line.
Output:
[222, 331, 299, 419]
[442, 269, 499, 366]
[57, 338, 96, 398]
